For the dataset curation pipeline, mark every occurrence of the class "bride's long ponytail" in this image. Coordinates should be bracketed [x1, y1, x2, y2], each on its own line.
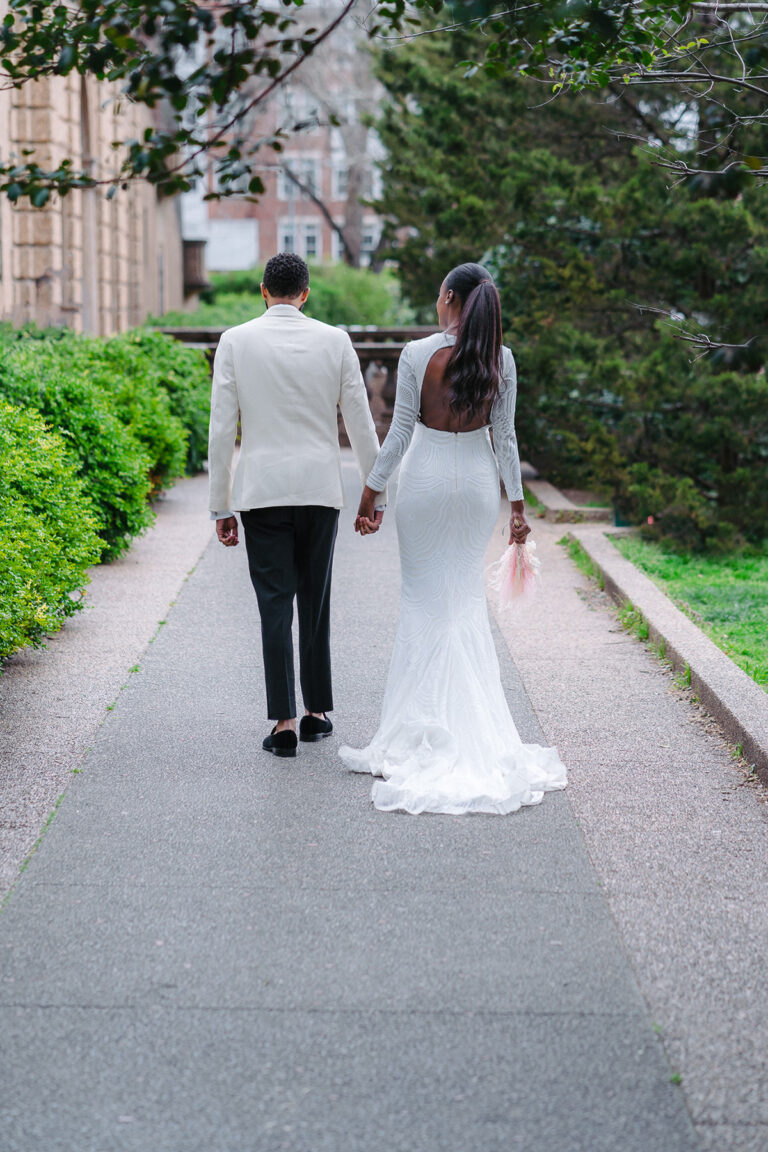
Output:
[444, 262, 502, 421]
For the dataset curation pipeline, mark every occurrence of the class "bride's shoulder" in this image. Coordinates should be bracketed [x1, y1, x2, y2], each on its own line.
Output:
[402, 331, 446, 359]
[500, 344, 517, 372]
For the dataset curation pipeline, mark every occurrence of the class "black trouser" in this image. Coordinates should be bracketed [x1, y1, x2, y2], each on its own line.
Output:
[240, 505, 339, 721]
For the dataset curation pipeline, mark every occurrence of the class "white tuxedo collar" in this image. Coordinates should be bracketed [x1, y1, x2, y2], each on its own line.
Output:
[263, 304, 307, 318]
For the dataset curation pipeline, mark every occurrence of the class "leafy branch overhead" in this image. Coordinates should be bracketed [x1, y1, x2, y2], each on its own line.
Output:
[0, 0, 356, 203]
[369, 0, 768, 182]
[1, 0, 768, 203]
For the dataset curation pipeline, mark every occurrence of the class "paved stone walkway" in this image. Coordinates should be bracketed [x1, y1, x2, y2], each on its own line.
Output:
[0, 460, 762, 1150]
[6, 453, 768, 1147]
[0, 472, 212, 898]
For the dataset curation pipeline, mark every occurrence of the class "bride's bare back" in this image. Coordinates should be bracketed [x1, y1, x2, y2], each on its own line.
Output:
[419, 347, 491, 433]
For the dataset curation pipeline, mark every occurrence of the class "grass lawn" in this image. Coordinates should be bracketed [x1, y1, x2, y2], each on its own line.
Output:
[613, 536, 768, 691]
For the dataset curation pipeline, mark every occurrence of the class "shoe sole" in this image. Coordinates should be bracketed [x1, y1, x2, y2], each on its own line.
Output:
[300, 731, 332, 743]
[265, 746, 296, 758]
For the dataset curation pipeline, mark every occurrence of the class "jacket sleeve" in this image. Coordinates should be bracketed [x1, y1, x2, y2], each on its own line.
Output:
[490, 347, 523, 501]
[208, 334, 240, 513]
[365, 343, 419, 493]
[338, 333, 387, 503]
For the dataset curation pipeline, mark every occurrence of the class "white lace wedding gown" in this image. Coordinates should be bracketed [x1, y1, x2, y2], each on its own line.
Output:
[339, 333, 567, 815]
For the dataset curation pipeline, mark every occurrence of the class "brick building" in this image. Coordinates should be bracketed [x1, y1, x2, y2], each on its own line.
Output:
[206, 1, 383, 271]
[0, 74, 194, 335]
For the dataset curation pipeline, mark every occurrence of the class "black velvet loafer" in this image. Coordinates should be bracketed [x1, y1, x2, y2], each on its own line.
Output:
[262, 726, 298, 758]
[299, 714, 333, 742]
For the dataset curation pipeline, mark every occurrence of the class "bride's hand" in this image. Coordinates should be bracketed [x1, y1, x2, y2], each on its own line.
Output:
[355, 486, 382, 536]
[509, 510, 531, 545]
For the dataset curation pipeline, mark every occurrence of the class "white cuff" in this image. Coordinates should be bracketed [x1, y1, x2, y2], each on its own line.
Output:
[210, 511, 235, 521]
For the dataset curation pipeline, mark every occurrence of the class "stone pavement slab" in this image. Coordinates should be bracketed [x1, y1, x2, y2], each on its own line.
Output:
[0, 465, 700, 1151]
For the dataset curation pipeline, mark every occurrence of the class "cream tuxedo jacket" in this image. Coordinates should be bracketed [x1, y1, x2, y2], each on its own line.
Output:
[208, 304, 384, 514]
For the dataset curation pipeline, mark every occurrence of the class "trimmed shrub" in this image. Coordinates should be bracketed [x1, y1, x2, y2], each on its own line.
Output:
[151, 265, 415, 329]
[12, 330, 190, 496]
[99, 330, 211, 475]
[0, 337, 154, 560]
[0, 400, 101, 662]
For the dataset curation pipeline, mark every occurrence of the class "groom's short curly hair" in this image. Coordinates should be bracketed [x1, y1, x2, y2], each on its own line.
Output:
[262, 252, 310, 298]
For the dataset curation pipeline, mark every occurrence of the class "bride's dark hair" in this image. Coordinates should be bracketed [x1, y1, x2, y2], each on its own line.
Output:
[444, 262, 502, 420]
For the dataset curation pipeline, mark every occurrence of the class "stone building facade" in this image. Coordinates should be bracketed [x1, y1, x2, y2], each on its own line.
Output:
[0, 74, 190, 335]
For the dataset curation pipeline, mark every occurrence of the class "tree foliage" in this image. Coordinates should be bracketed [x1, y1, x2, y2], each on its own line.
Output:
[0, 0, 357, 203]
[2, 1, 767, 203]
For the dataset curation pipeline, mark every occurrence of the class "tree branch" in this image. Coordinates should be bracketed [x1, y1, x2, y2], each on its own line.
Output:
[166, 0, 358, 177]
[691, 3, 768, 11]
[279, 163, 354, 264]
[631, 303, 758, 359]
[607, 82, 671, 146]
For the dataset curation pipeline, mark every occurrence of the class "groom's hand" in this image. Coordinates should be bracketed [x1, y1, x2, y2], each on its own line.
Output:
[354, 486, 384, 535]
[216, 515, 239, 547]
[355, 509, 384, 536]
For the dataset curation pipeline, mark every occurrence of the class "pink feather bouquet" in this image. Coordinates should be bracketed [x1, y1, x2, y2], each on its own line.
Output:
[486, 539, 541, 616]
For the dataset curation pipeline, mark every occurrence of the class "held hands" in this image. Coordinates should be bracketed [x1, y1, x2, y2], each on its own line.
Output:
[355, 486, 384, 536]
[216, 515, 239, 547]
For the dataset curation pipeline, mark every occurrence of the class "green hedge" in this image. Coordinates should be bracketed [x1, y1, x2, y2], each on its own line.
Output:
[78, 329, 211, 476]
[0, 337, 154, 560]
[0, 400, 101, 661]
[0, 327, 210, 666]
[46, 334, 190, 496]
[0, 329, 211, 559]
[151, 264, 416, 329]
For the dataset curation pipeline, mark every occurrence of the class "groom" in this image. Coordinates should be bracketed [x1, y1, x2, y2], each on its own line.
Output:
[208, 252, 385, 758]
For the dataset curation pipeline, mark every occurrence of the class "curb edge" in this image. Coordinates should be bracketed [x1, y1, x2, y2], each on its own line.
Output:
[568, 525, 768, 790]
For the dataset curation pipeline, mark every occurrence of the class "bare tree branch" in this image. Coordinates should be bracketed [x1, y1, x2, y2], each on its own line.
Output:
[691, 3, 768, 12]
[631, 302, 758, 360]
[166, 0, 358, 178]
[279, 163, 354, 264]
[607, 82, 672, 146]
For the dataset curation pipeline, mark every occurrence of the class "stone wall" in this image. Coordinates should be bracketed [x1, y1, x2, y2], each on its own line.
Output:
[0, 74, 186, 335]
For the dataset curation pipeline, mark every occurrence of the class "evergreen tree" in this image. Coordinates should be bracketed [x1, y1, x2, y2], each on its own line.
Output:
[374, 31, 768, 548]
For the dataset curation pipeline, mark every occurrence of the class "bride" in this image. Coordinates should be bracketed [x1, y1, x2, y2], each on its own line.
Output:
[339, 262, 567, 815]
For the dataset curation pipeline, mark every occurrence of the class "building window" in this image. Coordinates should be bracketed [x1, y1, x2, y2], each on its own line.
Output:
[360, 220, 381, 266]
[332, 164, 348, 201]
[278, 219, 321, 260]
[304, 224, 320, 260]
[331, 229, 345, 263]
[278, 157, 320, 201]
[281, 225, 295, 252]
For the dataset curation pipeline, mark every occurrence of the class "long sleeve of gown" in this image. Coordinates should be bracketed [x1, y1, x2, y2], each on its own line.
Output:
[366, 343, 419, 493]
[491, 348, 523, 501]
